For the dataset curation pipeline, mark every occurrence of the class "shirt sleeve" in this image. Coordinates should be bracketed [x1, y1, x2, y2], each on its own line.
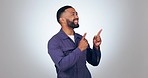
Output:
[48, 37, 83, 72]
[86, 45, 101, 66]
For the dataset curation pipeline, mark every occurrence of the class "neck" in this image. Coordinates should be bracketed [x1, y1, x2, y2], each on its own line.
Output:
[62, 25, 74, 35]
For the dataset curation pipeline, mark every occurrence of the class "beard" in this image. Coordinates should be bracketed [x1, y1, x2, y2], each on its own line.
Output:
[66, 18, 79, 29]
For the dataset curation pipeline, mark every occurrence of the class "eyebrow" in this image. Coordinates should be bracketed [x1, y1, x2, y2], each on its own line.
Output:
[72, 12, 77, 13]
[71, 12, 78, 15]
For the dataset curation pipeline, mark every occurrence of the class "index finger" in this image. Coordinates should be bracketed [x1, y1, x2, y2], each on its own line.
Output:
[97, 29, 102, 36]
[82, 33, 87, 40]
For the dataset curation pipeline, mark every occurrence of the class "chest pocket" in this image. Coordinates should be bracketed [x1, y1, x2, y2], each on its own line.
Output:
[62, 47, 75, 56]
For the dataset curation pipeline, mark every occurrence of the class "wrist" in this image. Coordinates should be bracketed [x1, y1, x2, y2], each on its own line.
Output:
[94, 45, 100, 50]
[78, 46, 84, 52]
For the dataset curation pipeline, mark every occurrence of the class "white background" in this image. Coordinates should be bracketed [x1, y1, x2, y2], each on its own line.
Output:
[0, 0, 148, 78]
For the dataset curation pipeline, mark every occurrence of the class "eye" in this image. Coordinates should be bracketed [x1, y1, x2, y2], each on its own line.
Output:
[75, 12, 78, 15]
[71, 12, 78, 16]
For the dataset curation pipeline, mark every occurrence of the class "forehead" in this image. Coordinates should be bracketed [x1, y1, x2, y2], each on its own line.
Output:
[65, 8, 77, 13]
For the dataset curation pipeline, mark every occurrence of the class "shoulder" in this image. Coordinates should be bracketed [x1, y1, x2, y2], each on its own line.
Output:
[47, 33, 61, 48]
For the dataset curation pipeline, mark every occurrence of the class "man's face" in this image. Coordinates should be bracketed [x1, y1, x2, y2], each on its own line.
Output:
[63, 8, 79, 29]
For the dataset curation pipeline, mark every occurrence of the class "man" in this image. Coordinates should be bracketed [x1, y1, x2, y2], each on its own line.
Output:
[48, 5, 102, 78]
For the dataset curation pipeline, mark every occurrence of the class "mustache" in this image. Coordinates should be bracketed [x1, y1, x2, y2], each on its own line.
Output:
[73, 18, 79, 21]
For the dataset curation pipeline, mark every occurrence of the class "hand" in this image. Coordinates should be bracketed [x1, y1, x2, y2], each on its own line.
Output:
[93, 29, 102, 49]
[78, 33, 88, 52]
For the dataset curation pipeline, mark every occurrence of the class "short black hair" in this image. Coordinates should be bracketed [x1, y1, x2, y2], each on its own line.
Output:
[56, 5, 73, 23]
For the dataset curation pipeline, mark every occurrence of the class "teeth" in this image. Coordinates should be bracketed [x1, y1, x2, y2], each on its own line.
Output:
[74, 20, 78, 23]
[74, 21, 78, 25]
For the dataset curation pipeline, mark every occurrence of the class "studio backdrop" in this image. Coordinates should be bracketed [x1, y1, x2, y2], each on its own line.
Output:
[0, 0, 148, 78]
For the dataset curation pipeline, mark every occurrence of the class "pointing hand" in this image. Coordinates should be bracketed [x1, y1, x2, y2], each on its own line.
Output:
[78, 33, 88, 52]
[93, 29, 102, 49]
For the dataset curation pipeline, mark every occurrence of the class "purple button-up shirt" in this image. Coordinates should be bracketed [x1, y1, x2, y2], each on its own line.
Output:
[48, 29, 101, 78]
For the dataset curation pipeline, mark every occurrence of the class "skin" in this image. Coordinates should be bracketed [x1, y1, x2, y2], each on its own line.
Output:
[59, 8, 102, 51]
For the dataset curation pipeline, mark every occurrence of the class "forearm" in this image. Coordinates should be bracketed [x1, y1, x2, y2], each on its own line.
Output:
[93, 46, 101, 65]
[87, 46, 101, 66]
[49, 47, 83, 71]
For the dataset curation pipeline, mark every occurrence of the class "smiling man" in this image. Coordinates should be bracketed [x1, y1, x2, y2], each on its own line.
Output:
[48, 5, 102, 78]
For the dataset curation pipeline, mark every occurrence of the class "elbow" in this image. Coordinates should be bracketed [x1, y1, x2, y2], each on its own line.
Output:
[58, 67, 66, 72]
[56, 62, 70, 72]
[92, 63, 99, 66]
[89, 58, 101, 66]
[91, 61, 100, 66]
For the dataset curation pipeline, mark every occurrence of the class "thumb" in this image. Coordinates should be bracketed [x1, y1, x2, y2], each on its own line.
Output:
[82, 33, 87, 40]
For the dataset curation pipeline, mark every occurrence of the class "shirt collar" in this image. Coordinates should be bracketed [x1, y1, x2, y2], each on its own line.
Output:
[58, 29, 81, 40]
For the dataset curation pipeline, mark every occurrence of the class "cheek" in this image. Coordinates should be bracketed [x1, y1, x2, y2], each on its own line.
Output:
[71, 18, 75, 22]
[62, 18, 67, 23]
[67, 16, 75, 21]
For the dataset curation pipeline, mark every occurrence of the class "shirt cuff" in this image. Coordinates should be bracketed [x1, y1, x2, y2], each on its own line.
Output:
[93, 46, 101, 56]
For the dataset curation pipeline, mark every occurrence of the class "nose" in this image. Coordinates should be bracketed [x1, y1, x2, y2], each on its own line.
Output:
[75, 15, 79, 19]
[74, 14, 79, 19]
[74, 12, 79, 19]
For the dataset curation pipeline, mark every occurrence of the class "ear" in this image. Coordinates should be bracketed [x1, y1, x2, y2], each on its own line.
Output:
[59, 17, 65, 23]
